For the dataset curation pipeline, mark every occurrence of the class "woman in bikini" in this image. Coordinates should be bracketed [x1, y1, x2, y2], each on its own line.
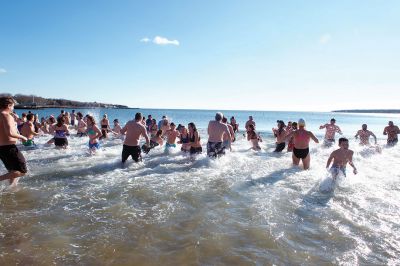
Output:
[100, 114, 111, 139]
[86, 115, 103, 153]
[188, 122, 202, 155]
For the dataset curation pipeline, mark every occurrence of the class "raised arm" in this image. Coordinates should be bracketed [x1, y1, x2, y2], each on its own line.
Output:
[319, 124, 327, 130]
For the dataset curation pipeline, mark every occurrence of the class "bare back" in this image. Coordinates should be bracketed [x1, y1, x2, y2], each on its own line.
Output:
[208, 120, 230, 143]
[123, 120, 148, 146]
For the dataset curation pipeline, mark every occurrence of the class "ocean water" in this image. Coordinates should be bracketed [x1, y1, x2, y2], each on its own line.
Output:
[1, 108, 399, 265]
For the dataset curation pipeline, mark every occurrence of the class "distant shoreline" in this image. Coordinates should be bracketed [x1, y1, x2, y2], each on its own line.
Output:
[14, 105, 138, 110]
[333, 109, 400, 114]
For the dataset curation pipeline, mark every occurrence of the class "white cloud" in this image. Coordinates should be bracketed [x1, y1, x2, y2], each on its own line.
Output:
[0, 68, 6, 74]
[140, 36, 180, 46]
[319, 33, 332, 44]
[153, 36, 179, 46]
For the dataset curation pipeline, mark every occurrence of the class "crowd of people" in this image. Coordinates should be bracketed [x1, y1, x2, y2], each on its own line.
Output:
[1, 96, 399, 187]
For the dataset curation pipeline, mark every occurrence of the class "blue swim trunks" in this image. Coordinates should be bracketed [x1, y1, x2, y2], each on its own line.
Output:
[330, 165, 346, 177]
[89, 142, 100, 149]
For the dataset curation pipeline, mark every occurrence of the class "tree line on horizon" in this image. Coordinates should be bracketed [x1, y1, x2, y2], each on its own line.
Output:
[0, 93, 129, 108]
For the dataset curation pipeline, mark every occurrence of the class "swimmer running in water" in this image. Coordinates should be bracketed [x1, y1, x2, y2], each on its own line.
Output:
[188, 122, 202, 155]
[355, 124, 377, 146]
[383, 121, 400, 146]
[86, 115, 103, 153]
[120, 113, 150, 163]
[20, 113, 39, 147]
[287, 122, 297, 152]
[285, 119, 319, 170]
[0, 96, 28, 186]
[222, 117, 235, 151]
[142, 129, 163, 154]
[319, 118, 342, 147]
[207, 112, 231, 157]
[76, 112, 87, 137]
[49, 116, 70, 149]
[247, 124, 262, 151]
[100, 114, 111, 139]
[178, 125, 191, 153]
[326, 137, 357, 180]
[165, 123, 180, 150]
[272, 120, 286, 152]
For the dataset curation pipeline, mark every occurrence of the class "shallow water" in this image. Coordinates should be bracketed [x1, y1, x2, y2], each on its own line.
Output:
[1, 110, 400, 265]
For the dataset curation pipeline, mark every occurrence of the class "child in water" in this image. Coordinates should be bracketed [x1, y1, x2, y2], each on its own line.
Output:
[326, 137, 358, 180]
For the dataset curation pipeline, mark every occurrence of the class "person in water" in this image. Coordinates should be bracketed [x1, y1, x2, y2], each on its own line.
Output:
[222, 117, 235, 151]
[285, 119, 319, 170]
[230, 116, 239, 140]
[86, 115, 103, 153]
[76, 112, 87, 137]
[178, 125, 191, 152]
[326, 138, 357, 180]
[207, 112, 231, 157]
[188, 122, 202, 155]
[272, 120, 287, 152]
[149, 119, 158, 137]
[245, 116, 256, 134]
[0, 96, 28, 186]
[120, 112, 150, 163]
[319, 118, 342, 147]
[142, 129, 164, 154]
[355, 124, 377, 146]
[112, 119, 123, 136]
[247, 124, 262, 151]
[287, 122, 297, 152]
[146, 115, 153, 132]
[165, 122, 180, 150]
[17, 112, 26, 133]
[20, 113, 39, 147]
[383, 121, 400, 146]
[100, 114, 111, 139]
[50, 116, 70, 148]
[71, 110, 76, 127]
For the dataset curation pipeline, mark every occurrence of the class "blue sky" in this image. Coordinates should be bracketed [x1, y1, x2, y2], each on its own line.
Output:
[1, 0, 399, 111]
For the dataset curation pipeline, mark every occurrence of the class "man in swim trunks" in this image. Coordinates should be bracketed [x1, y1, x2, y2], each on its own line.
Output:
[285, 119, 319, 170]
[272, 120, 287, 152]
[165, 122, 180, 150]
[245, 116, 256, 133]
[207, 112, 231, 157]
[222, 117, 235, 151]
[120, 113, 150, 163]
[0, 96, 28, 186]
[326, 138, 357, 180]
[383, 121, 400, 146]
[355, 124, 377, 146]
[319, 118, 342, 147]
[20, 113, 39, 146]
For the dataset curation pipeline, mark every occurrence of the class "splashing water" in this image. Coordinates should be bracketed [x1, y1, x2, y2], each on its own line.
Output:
[1, 109, 400, 264]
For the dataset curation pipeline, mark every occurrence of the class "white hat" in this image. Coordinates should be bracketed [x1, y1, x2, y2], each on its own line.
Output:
[298, 118, 306, 126]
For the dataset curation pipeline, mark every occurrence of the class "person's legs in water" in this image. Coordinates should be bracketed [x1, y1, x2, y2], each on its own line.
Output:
[302, 154, 311, 170]
[292, 152, 300, 166]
